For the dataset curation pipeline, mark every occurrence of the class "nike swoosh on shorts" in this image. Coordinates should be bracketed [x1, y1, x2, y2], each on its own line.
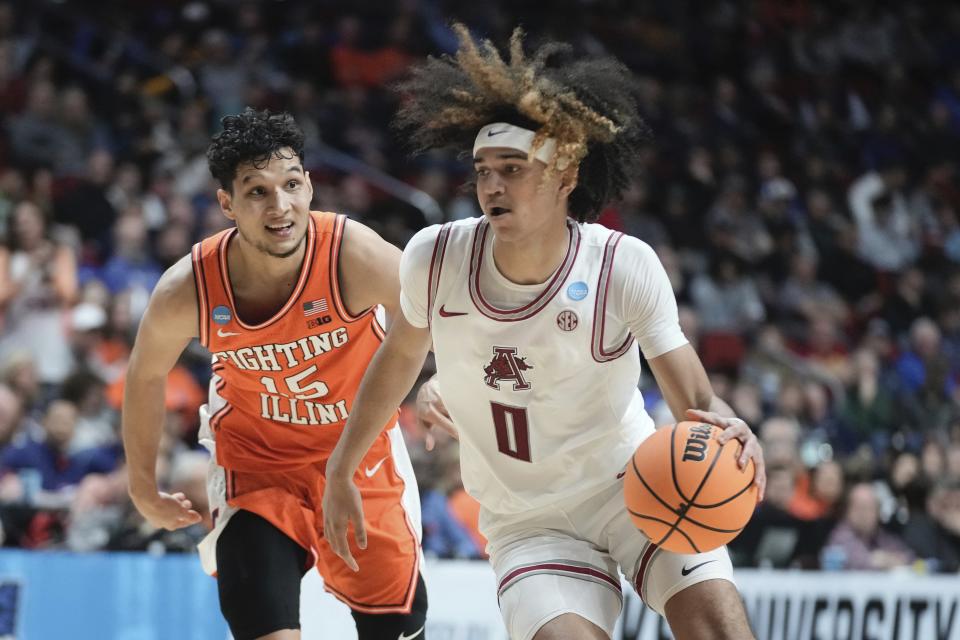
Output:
[680, 559, 717, 576]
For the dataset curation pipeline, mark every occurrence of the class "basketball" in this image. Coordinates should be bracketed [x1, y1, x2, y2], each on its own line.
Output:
[624, 421, 758, 554]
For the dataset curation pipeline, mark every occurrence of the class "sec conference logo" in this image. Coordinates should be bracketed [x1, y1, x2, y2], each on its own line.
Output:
[557, 310, 579, 332]
[566, 281, 588, 301]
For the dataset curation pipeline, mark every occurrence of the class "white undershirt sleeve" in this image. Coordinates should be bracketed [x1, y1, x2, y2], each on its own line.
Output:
[611, 235, 688, 359]
[398, 225, 441, 328]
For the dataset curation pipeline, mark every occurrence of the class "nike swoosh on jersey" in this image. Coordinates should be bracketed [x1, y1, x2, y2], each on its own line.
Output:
[364, 456, 388, 477]
[217, 328, 241, 338]
[398, 625, 425, 640]
[616, 470, 626, 480]
[680, 559, 717, 576]
[438, 305, 468, 318]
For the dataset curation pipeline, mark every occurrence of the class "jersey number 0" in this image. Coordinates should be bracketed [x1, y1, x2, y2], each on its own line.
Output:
[490, 402, 531, 462]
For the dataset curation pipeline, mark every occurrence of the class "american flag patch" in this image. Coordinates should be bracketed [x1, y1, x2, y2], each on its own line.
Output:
[303, 298, 329, 317]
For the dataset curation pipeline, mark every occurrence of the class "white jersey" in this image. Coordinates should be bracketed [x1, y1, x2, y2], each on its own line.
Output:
[400, 217, 687, 515]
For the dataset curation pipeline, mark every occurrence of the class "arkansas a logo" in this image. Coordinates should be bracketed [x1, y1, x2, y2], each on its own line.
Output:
[483, 346, 533, 391]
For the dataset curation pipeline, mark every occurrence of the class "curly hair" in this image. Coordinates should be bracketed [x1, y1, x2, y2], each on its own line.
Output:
[394, 24, 651, 222]
[207, 108, 305, 191]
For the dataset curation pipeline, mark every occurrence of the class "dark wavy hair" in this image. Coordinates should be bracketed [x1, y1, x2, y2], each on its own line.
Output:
[394, 25, 651, 222]
[207, 108, 305, 192]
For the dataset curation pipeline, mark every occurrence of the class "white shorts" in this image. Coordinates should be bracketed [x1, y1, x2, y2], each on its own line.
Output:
[483, 479, 735, 640]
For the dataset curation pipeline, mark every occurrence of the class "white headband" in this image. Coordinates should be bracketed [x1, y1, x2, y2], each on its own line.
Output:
[473, 123, 557, 164]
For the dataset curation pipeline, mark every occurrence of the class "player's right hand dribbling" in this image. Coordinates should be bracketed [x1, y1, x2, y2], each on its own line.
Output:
[321, 476, 367, 572]
[131, 490, 202, 531]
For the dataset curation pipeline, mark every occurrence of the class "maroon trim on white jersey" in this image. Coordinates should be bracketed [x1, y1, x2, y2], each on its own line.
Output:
[591, 231, 634, 362]
[634, 541, 659, 603]
[426, 223, 453, 329]
[468, 219, 581, 322]
[498, 561, 622, 599]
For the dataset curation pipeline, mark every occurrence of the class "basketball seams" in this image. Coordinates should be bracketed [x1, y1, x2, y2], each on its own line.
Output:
[688, 441, 756, 508]
[630, 454, 744, 536]
[627, 507, 743, 535]
[628, 421, 756, 553]
[660, 433, 723, 545]
[671, 425, 755, 509]
[655, 439, 725, 548]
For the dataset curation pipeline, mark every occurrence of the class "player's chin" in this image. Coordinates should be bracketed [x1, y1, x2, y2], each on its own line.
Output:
[263, 230, 306, 258]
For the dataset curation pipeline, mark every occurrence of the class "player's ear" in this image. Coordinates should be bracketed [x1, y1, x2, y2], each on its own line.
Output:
[559, 165, 579, 197]
[217, 188, 236, 221]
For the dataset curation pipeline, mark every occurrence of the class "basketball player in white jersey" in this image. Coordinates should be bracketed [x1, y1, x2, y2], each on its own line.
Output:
[323, 26, 766, 640]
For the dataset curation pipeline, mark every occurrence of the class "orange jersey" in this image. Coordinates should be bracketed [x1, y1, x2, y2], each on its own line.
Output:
[191, 211, 395, 472]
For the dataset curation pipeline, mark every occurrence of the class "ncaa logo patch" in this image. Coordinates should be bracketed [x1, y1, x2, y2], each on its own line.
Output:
[557, 310, 579, 332]
[212, 305, 232, 325]
[566, 281, 588, 301]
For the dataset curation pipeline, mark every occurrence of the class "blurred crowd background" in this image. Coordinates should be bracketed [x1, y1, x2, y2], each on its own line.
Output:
[0, 0, 959, 574]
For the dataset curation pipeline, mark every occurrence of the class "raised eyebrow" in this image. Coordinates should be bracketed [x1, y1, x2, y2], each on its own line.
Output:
[240, 164, 304, 184]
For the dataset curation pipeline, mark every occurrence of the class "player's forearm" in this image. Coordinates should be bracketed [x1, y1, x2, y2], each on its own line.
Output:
[704, 395, 736, 419]
[121, 374, 169, 498]
[327, 342, 428, 480]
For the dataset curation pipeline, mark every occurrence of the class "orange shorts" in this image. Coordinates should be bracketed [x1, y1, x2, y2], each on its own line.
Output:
[218, 427, 421, 614]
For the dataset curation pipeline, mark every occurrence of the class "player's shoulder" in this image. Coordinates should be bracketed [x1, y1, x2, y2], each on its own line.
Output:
[403, 217, 481, 259]
[579, 222, 656, 258]
[148, 253, 199, 326]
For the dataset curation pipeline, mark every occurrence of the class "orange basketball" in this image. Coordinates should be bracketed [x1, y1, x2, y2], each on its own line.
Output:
[623, 421, 758, 554]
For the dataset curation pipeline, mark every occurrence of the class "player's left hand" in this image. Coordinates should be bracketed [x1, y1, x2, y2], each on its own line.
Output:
[416, 375, 457, 451]
[321, 475, 367, 572]
[685, 409, 766, 502]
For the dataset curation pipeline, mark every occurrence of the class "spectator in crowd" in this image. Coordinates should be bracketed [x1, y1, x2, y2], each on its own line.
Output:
[0, 399, 118, 498]
[97, 211, 162, 300]
[0, 382, 22, 449]
[730, 463, 826, 568]
[689, 252, 766, 334]
[418, 444, 483, 560]
[0, 200, 77, 392]
[841, 349, 898, 440]
[790, 459, 846, 522]
[896, 317, 958, 430]
[901, 479, 960, 573]
[823, 482, 915, 571]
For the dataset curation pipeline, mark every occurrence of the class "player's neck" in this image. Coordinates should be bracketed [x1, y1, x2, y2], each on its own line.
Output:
[229, 233, 306, 291]
[491, 218, 571, 285]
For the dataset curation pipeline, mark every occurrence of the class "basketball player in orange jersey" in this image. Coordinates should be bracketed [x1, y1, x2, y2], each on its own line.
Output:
[122, 109, 427, 640]
[323, 27, 765, 640]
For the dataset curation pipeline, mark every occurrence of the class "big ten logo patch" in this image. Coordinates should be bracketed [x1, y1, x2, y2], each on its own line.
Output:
[483, 347, 533, 391]
[556, 310, 578, 332]
[307, 315, 332, 330]
[0, 581, 20, 637]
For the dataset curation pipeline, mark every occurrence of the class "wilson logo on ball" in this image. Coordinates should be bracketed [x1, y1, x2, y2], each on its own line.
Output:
[682, 423, 713, 462]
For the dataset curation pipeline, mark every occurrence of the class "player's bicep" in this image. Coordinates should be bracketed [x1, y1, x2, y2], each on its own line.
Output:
[127, 257, 198, 382]
[338, 219, 402, 318]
